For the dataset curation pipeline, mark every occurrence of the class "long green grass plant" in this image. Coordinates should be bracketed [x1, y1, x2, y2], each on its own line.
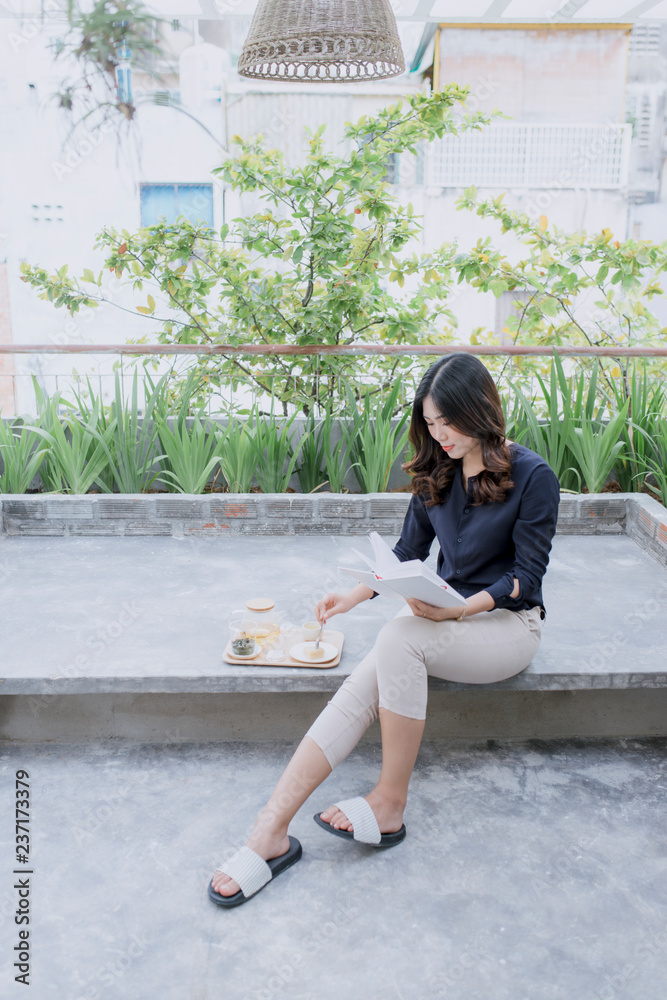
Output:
[637, 416, 667, 507]
[322, 409, 350, 493]
[71, 368, 169, 493]
[342, 383, 410, 493]
[28, 393, 115, 494]
[31, 378, 69, 492]
[567, 401, 630, 494]
[250, 404, 305, 494]
[295, 410, 328, 493]
[156, 413, 221, 493]
[0, 420, 49, 493]
[606, 363, 666, 492]
[294, 407, 352, 492]
[217, 417, 257, 493]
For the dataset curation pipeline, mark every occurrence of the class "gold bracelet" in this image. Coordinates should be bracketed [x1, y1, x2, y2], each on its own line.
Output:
[456, 607, 467, 622]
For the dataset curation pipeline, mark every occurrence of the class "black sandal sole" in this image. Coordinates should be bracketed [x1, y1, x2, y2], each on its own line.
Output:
[313, 813, 406, 847]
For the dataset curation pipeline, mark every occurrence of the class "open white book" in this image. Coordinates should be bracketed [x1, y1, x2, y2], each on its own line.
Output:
[339, 532, 468, 610]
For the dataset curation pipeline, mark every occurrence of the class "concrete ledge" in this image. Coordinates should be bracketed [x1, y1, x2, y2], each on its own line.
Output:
[0, 657, 666, 696]
[1, 506, 665, 740]
[3, 689, 667, 741]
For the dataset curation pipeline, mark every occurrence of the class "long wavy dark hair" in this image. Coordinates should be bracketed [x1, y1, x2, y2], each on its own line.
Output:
[403, 353, 513, 506]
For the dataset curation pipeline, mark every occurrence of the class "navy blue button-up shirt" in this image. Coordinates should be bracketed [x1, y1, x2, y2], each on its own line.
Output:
[376, 443, 561, 615]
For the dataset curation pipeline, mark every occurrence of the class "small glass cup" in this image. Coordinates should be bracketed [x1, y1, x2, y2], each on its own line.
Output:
[229, 615, 258, 657]
[264, 631, 286, 662]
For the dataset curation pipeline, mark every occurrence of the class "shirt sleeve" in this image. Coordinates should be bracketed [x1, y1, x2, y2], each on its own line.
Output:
[370, 492, 436, 600]
[485, 464, 561, 608]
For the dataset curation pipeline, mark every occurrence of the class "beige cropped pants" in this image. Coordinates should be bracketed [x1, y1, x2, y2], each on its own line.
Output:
[305, 603, 543, 769]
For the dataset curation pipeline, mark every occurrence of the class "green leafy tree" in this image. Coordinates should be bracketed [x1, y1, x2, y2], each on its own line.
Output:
[20, 87, 496, 415]
[425, 187, 667, 394]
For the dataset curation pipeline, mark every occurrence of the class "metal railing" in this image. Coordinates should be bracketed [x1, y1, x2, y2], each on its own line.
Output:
[2, 343, 665, 417]
[2, 344, 666, 357]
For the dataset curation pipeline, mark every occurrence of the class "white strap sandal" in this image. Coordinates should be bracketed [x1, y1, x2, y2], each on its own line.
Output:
[208, 836, 302, 907]
[313, 796, 406, 847]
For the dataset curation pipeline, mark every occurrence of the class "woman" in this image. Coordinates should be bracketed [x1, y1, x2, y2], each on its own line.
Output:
[208, 352, 561, 907]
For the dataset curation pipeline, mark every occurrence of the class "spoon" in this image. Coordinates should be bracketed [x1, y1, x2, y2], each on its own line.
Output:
[314, 620, 325, 650]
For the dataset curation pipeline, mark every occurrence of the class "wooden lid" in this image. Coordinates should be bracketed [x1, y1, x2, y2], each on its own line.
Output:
[245, 598, 275, 612]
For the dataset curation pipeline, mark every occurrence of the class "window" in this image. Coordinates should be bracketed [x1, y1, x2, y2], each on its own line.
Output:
[625, 88, 659, 151]
[387, 146, 425, 186]
[140, 184, 214, 227]
[629, 23, 662, 57]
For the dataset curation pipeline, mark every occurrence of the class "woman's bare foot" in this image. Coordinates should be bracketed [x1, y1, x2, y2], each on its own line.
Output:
[210, 825, 290, 898]
[318, 788, 405, 835]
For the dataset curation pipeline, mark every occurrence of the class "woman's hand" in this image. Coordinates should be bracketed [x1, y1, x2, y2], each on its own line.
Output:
[407, 587, 498, 621]
[406, 598, 463, 622]
[315, 592, 356, 623]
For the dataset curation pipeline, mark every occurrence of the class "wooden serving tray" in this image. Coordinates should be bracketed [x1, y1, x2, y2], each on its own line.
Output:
[223, 629, 344, 669]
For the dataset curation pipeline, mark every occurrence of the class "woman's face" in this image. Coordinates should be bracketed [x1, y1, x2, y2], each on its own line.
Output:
[422, 395, 482, 460]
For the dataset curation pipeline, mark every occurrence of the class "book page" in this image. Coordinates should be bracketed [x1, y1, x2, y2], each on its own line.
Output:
[368, 531, 401, 576]
[350, 548, 377, 572]
[339, 532, 468, 609]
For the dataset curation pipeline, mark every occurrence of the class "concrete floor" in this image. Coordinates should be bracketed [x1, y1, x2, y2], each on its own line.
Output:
[1, 737, 666, 1000]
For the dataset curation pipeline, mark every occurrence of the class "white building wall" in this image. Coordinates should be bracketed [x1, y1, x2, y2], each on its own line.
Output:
[0, 16, 658, 416]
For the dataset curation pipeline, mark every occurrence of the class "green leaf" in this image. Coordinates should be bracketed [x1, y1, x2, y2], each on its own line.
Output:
[540, 296, 559, 317]
[488, 278, 508, 298]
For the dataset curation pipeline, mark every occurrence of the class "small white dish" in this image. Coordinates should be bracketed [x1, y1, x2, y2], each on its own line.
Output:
[289, 641, 338, 664]
[226, 641, 261, 660]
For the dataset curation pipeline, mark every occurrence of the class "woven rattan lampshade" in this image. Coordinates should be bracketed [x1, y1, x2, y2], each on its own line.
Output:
[238, 0, 405, 83]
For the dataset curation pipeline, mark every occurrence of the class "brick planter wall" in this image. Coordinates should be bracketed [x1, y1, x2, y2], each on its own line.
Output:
[1, 492, 666, 563]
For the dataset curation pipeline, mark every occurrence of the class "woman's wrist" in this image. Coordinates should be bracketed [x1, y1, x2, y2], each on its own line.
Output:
[348, 583, 375, 607]
[464, 590, 496, 616]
